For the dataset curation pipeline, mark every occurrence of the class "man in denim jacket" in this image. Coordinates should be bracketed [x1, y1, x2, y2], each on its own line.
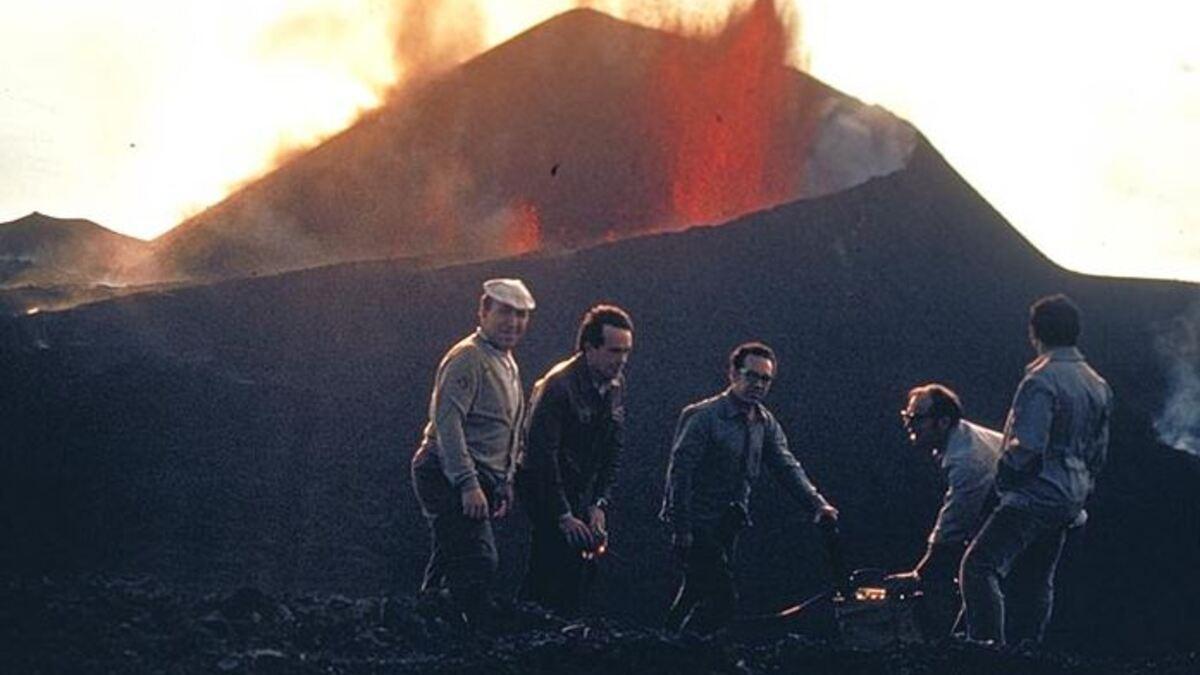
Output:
[659, 342, 839, 633]
[960, 294, 1112, 645]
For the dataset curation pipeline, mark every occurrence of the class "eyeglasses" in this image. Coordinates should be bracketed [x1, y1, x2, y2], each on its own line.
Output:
[738, 368, 774, 384]
[899, 410, 933, 428]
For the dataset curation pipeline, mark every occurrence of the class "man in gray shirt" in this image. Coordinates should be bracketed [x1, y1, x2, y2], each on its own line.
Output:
[890, 383, 1002, 640]
[960, 294, 1112, 646]
[660, 342, 838, 633]
[411, 278, 535, 625]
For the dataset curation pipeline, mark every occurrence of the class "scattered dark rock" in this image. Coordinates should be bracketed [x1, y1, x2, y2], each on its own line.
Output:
[3, 576, 1196, 674]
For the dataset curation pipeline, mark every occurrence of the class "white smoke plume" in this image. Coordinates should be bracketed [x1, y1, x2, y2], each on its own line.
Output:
[1154, 296, 1200, 455]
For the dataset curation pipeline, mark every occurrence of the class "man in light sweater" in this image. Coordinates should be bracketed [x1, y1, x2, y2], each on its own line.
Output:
[890, 383, 1002, 641]
[411, 278, 535, 625]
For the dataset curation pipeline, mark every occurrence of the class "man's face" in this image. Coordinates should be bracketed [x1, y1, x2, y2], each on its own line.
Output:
[901, 393, 945, 457]
[729, 354, 775, 404]
[584, 325, 633, 382]
[479, 300, 530, 350]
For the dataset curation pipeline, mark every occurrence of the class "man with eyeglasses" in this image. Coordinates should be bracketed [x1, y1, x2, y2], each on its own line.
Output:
[888, 383, 1003, 641]
[659, 341, 838, 633]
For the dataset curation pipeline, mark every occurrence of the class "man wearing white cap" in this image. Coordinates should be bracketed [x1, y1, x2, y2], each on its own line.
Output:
[411, 278, 535, 625]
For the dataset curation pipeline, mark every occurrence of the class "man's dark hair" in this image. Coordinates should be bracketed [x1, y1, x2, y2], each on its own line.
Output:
[909, 383, 963, 425]
[729, 342, 776, 371]
[576, 304, 634, 351]
[1030, 294, 1081, 347]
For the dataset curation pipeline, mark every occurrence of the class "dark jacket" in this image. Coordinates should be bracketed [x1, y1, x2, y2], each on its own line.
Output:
[659, 391, 830, 536]
[516, 354, 625, 521]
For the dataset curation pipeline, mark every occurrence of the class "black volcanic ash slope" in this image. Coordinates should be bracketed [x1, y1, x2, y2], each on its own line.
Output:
[1, 137, 1198, 656]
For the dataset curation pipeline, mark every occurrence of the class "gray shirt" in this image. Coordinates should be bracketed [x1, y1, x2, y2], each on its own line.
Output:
[997, 347, 1112, 520]
[659, 391, 831, 535]
[413, 329, 525, 492]
[929, 420, 1003, 544]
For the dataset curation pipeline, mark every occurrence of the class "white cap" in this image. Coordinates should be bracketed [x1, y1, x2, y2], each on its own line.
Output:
[482, 278, 536, 311]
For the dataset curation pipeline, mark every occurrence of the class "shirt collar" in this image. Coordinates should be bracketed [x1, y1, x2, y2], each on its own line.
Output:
[1025, 346, 1084, 373]
[569, 352, 622, 394]
[473, 327, 510, 358]
[940, 420, 972, 466]
[718, 389, 764, 420]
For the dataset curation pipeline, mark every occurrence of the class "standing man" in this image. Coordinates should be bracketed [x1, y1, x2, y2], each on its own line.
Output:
[890, 383, 1003, 640]
[515, 304, 633, 614]
[411, 278, 535, 625]
[960, 294, 1112, 646]
[660, 342, 839, 633]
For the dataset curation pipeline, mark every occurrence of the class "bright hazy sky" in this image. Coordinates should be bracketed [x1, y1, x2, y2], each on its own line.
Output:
[2, 0, 1197, 282]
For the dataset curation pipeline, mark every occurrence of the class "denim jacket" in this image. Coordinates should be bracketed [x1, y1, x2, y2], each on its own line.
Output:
[659, 391, 831, 535]
[997, 347, 1112, 520]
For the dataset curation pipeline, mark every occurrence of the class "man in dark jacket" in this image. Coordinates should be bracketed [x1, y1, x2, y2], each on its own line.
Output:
[515, 304, 633, 613]
[660, 342, 838, 633]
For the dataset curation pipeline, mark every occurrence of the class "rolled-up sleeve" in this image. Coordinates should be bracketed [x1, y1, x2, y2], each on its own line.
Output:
[763, 419, 829, 513]
[431, 351, 481, 491]
[660, 409, 708, 535]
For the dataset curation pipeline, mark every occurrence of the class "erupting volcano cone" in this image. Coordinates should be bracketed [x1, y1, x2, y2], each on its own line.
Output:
[131, 6, 914, 283]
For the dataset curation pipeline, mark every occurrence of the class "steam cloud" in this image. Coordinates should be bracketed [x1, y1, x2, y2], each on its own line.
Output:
[1154, 297, 1200, 455]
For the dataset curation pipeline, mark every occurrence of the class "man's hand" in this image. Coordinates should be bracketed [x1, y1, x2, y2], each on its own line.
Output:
[559, 514, 596, 550]
[491, 483, 513, 519]
[461, 487, 489, 520]
[884, 570, 920, 584]
[813, 503, 839, 525]
[883, 570, 921, 593]
[671, 531, 693, 560]
[587, 506, 607, 538]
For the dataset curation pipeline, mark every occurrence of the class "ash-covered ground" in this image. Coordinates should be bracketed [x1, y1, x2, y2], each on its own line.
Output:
[2, 576, 1195, 674]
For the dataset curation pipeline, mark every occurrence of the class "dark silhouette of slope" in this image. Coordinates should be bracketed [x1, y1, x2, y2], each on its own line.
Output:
[132, 8, 913, 283]
[0, 212, 148, 288]
[1, 137, 1197, 656]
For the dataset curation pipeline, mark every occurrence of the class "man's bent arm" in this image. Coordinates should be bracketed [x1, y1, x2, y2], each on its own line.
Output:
[432, 351, 482, 492]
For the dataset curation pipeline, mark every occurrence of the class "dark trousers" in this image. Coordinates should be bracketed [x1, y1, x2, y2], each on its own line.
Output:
[519, 520, 589, 614]
[665, 526, 741, 634]
[960, 506, 1069, 645]
[913, 542, 967, 642]
[411, 463, 499, 609]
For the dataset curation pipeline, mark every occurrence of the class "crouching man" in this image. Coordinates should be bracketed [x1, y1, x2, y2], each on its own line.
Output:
[889, 383, 1002, 641]
[659, 342, 838, 634]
